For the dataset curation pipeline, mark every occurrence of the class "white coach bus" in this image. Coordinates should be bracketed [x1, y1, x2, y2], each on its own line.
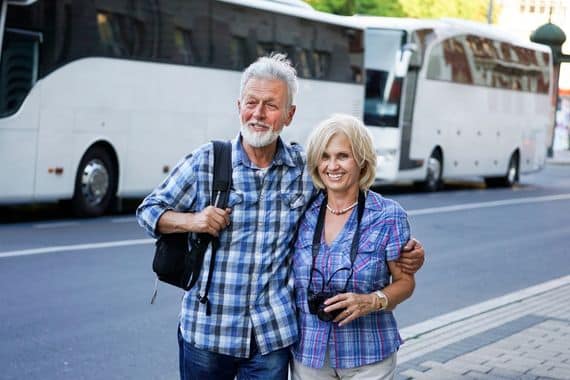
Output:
[355, 17, 554, 190]
[0, 0, 364, 216]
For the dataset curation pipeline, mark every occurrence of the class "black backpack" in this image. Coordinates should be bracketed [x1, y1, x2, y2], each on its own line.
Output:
[151, 140, 232, 315]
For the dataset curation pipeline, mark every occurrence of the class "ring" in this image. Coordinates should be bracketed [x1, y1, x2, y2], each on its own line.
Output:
[344, 310, 350, 315]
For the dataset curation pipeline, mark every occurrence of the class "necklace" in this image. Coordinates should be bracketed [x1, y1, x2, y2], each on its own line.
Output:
[326, 201, 358, 215]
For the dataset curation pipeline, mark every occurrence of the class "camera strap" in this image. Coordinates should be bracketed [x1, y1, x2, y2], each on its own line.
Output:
[308, 191, 366, 292]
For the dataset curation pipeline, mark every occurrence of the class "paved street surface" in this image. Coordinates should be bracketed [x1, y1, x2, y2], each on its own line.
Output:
[394, 149, 570, 379]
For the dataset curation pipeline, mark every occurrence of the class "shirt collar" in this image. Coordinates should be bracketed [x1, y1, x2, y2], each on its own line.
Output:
[233, 134, 297, 169]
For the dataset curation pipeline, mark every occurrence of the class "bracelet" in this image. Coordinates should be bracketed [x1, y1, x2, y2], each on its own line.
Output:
[374, 290, 389, 311]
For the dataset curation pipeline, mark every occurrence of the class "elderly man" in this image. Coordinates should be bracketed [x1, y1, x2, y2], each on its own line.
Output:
[136, 54, 424, 380]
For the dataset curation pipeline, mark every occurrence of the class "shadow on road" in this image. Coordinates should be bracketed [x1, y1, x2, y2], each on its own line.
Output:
[1, 179, 521, 224]
[0, 199, 142, 224]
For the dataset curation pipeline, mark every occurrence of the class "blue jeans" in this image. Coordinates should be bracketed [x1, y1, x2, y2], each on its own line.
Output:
[178, 328, 290, 380]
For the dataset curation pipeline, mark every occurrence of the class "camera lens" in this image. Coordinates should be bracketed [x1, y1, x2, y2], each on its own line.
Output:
[317, 306, 335, 322]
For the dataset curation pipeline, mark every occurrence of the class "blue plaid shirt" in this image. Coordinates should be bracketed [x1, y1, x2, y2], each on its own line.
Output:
[137, 136, 314, 358]
[292, 191, 410, 369]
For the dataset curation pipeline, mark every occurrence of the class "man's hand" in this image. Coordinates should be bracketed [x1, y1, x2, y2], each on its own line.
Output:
[397, 238, 425, 275]
[189, 206, 232, 237]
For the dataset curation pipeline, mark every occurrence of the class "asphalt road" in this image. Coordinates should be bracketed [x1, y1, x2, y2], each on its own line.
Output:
[1, 164, 569, 380]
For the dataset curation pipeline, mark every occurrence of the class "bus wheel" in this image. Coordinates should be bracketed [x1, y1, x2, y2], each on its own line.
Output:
[485, 153, 519, 188]
[71, 146, 117, 217]
[420, 150, 443, 192]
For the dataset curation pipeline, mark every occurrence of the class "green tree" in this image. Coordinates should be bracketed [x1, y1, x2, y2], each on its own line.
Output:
[304, 0, 494, 22]
[305, 0, 405, 17]
[400, 0, 489, 22]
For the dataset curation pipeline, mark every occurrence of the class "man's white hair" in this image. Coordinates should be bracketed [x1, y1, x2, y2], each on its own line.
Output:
[239, 53, 298, 110]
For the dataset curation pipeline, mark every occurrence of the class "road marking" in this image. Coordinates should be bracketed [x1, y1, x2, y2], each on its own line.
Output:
[3, 193, 570, 258]
[33, 221, 81, 229]
[0, 238, 154, 259]
[408, 193, 570, 216]
[111, 216, 136, 223]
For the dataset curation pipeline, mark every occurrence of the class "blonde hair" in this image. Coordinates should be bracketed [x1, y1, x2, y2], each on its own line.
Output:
[306, 114, 377, 190]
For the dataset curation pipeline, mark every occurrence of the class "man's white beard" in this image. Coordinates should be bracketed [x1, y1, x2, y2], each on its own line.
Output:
[240, 122, 280, 148]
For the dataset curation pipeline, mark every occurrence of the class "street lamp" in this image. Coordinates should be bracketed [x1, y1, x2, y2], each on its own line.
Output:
[531, 21, 569, 157]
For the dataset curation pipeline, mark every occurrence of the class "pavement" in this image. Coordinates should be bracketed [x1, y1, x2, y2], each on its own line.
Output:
[395, 275, 570, 379]
[392, 151, 570, 379]
[547, 149, 570, 165]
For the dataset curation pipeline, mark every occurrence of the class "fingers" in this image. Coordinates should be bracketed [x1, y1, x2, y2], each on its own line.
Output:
[397, 256, 419, 274]
[397, 263, 416, 275]
[403, 237, 423, 252]
[196, 206, 232, 236]
[402, 238, 417, 252]
[333, 308, 353, 325]
[398, 237, 425, 274]
[324, 293, 375, 326]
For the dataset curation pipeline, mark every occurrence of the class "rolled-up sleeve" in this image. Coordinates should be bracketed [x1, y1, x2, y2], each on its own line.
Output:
[136, 153, 199, 238]
[385, 210, 411, 262]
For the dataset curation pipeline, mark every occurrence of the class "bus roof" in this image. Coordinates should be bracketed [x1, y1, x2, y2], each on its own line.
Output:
[352, 15, 550, 52]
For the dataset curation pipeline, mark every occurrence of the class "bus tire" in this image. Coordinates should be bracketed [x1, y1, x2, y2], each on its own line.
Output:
[485, 152, 519, 188]
[419, 150, 443, 192]
[71, 146, 117, 217]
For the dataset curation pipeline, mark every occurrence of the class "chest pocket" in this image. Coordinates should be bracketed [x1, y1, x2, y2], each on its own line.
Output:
[351, 230, 386, 291]
[281, 191, 306, 210]
[227, 190, 261, 208]
[228, 190, 243, 208]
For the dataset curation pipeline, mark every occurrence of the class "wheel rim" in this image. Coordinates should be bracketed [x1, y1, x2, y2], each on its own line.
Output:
[427, 156, 441, 187]
[507, 159, 517, 184]
[80, 159, 109, 206]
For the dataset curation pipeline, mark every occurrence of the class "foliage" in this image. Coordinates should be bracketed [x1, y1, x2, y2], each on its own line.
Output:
[304, 0, 497, 23]
[304, 0, 404, 16]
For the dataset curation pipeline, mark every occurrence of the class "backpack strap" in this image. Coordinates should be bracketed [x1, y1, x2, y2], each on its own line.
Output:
[197, 140, 232, 316]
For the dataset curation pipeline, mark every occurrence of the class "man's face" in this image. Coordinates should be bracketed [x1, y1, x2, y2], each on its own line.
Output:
[238, 78, 295, 148]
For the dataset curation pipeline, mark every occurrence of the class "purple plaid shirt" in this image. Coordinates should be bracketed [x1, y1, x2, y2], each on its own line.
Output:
[292, 191, 410, 369]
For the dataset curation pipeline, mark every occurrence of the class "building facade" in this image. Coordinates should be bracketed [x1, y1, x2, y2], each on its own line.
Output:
[497, 0, 569, 89]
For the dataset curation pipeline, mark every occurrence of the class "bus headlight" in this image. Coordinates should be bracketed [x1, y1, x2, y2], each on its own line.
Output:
[376, 149, 397, 166]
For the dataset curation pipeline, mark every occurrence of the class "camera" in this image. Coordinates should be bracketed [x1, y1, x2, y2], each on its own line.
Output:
[307, 290, 343, 322]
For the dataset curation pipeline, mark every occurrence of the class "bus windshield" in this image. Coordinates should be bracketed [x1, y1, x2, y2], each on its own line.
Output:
[364, 28, 405, 128]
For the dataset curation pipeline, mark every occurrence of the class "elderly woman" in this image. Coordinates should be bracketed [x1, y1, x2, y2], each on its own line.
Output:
[291, 114, 415, 379]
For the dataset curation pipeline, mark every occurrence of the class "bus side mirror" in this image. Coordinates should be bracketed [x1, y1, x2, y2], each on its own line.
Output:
[395, 43, 418, 77]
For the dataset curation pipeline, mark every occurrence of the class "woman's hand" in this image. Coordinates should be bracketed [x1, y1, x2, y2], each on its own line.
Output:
[323, 292, 379, 327]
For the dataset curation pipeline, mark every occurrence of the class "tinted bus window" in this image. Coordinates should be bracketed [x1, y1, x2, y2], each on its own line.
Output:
[0, 30, 40, 117]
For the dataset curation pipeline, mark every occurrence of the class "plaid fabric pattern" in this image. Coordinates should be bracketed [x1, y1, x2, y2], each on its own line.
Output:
[137, 136, 314, 358]
[292, 191, 411, 369]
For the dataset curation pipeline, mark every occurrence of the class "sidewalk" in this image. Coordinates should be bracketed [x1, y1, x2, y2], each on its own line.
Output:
[395, 276, 570, 379]
[547, 149, 570, 165]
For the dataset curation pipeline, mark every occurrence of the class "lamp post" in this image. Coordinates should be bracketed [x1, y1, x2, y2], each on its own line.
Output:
[531, 22, 569, 157]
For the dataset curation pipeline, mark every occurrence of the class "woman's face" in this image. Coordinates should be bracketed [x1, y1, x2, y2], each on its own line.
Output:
[318, 133, 361, 195]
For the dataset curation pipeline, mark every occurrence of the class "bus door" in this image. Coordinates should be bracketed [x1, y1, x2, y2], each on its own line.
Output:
[397, 29, 433, 172]
[0, 19, 42, 201]
[364, 28, 407, 180]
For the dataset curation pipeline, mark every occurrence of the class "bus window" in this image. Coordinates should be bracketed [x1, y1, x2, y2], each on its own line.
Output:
[97, 12, 129, 57]
[364, 29, 405, 127]
[0, 29, 40, 117]
[174, 28, 199, 65]
[364, 70, 401, 127]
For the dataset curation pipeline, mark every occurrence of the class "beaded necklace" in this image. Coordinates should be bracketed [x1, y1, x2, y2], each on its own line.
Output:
[326, 201, 358, 215]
